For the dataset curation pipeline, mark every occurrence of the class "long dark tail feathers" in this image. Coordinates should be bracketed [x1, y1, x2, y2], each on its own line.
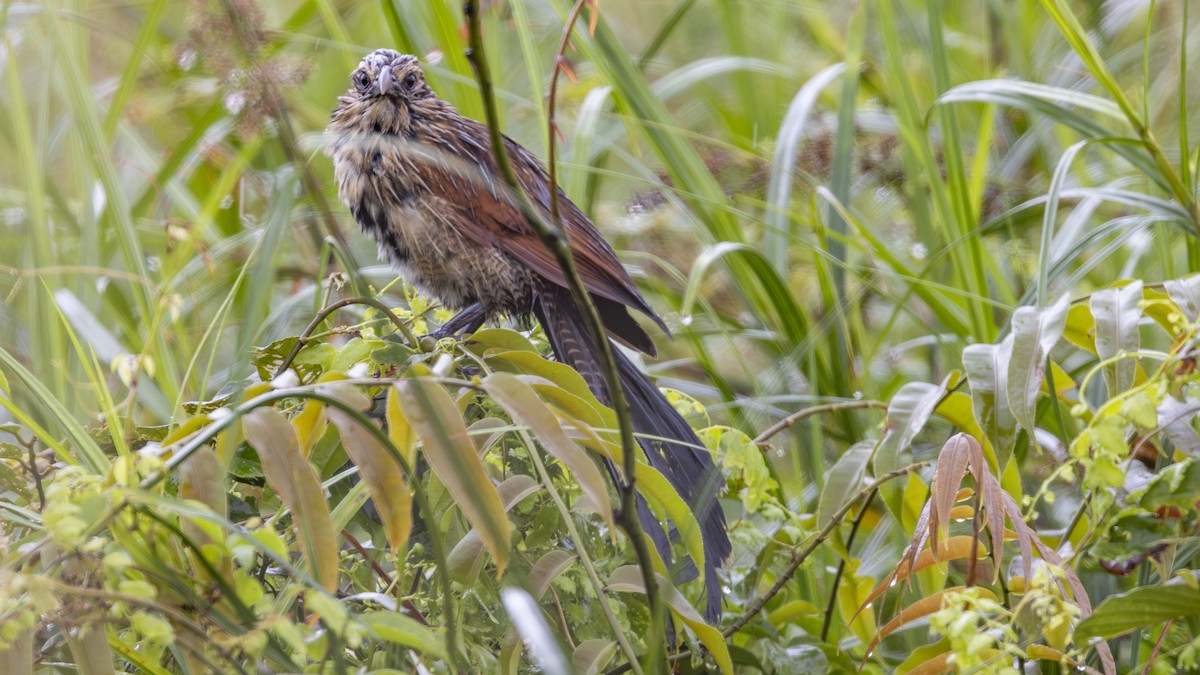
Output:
[534, 285, 731, 623]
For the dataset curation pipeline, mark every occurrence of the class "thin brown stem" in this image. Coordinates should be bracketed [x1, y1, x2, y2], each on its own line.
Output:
[820, 490, 875, 641]
[273, 296, 421, 378]
[462, 1, 665, 670]
[546, 0, 589, 225]
[1141, 619, 1172, 675]
[754, 400, 887, 446]
[721, 463, 926, 639]
[341, 528, 395, 593]
[603, 463, 927, 675]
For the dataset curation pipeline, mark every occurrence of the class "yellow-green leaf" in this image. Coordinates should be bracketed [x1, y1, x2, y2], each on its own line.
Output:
[243, 407, 338, 592]
[395, 379, 510, 576]
[325, 406, 412, 554]
[484, 372, 613, 528]
[360, 611, 447, 659]
[606, 566, 731, 675]
[386, 386, 416, 468]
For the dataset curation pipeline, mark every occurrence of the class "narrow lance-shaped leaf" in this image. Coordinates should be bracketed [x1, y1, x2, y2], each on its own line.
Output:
[395, 379, 510, 576]
[817, 441, 873, 529]
[962, 336, 1017, 468]
[1091, 280, 1142, 396]
[607, 566, 733, 675]
[873, 375, 954, 514]
[243, 407, 339, 592]
[1007, 294, 1070, 436]
[483, 371, 614, 528]
[386, 385, 417, 468]
[323, 385, 412, 554]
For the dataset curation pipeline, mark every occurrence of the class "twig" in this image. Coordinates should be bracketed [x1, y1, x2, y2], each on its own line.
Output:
[461, 1, 666, 669]
[721, 463, 926, 638]
[820, 490, 875, 641]
[341, 528, 395, 593]
[273, 296, 421, 378]
[754, 400, 887, 446]
[1141, 619, 1172, 675]
[546, 0, 589, 225]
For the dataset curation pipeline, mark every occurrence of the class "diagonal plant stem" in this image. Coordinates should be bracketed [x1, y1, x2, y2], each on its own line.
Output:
[721, 463, 927, 638]
[545, 0, 589, 225]
[754, 400, 887, 446]
[461, 0, 666, 670]
[820, 490, 875, 641]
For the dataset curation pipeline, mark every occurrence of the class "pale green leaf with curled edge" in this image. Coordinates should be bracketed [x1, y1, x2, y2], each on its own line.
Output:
[873, 374, 955, 510]
[607, 565, 732, 675]
[1007, 294, 1070, 436]
[1091, 280, 1142, 396]
[448, 475, 542, 584]
[962, 336, 1016, 468]
[359, 610, 447, 660]
[700, 425, 773, 513]
[396, 378, 510, 576]
[484, 371, 613, 529]
[324, 394, 412, 555]
[573, 639, 617, 675]
[818, 441, 873, 529]
[243, 407, 338, 592]
[1165, 275, 1200, 322]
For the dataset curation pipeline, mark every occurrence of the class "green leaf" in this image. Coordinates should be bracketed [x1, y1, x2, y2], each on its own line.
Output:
[1090, 281, 1142, 396]
[324, 390, 413, 554]
[1007, 294, 1070, 435]
[1165, 275, 1200, 322]
[573, 639, 617, 675]
[243, 407, 339, 592]
[484, 372, 614, 528]
[962, 336, 1017, 468]
[1134, 459, 1200, 511]
[1074, 581, 1200, 641]
[529, 550, 576, 600]
[607, 566, 732, 675]
[817, 441, 872, 529]
[360, 611, 447, 659]
[396, 379, 511, 576]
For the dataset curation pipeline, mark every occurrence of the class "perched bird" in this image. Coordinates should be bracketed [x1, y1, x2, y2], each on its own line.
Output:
[326, 49, 730, 621]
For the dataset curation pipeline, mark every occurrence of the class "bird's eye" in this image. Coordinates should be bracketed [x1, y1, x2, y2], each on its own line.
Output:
[354, 71, 371, 90]
[403, 73, 418, 91]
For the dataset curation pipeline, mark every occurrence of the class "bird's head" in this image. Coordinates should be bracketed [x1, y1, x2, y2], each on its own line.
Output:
[329, 49, 435, 137]
[351, 49, 431, 101]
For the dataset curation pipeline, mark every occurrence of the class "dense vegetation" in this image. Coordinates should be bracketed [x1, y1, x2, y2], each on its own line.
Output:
[3, 0, 1200, 672]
